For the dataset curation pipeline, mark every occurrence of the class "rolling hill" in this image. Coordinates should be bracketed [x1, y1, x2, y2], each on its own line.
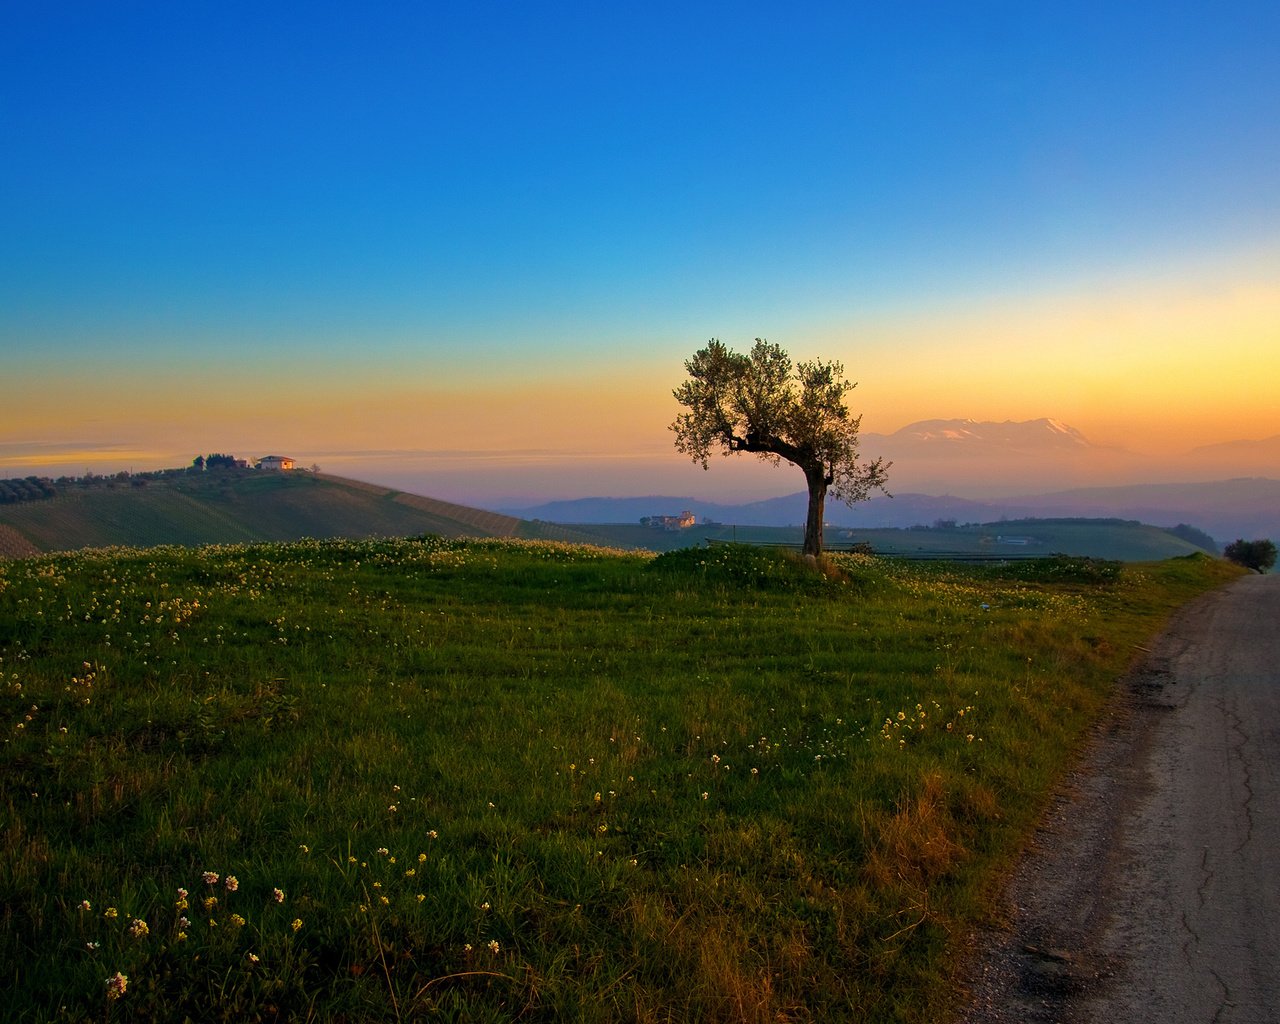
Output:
[0, 469, 600, 558]
[0, 466, 1240, 564]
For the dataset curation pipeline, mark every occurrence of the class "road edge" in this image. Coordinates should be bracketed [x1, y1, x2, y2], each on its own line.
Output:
[951, 585, 1225, 1023]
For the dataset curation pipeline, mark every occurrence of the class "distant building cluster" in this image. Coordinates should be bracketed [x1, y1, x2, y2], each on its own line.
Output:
[192, 454, 297, 471]
[640, 510, 696, 531]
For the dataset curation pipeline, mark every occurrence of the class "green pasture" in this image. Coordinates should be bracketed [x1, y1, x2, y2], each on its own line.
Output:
[568, 518, 1206, 561]
[0, 538, 1240, 1022]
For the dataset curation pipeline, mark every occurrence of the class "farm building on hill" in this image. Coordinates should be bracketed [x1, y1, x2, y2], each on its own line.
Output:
[258, 455, 295, 471]
[640, 510, 696, 531]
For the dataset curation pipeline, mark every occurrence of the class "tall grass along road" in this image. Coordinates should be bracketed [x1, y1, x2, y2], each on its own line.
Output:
[1, 538, 1239, 1022]
[961, 572, 1280, 1024]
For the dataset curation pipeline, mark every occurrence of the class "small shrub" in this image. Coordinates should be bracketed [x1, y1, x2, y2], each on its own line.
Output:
[648, 543, 833, 590]
[1223, 538, 1276, 573]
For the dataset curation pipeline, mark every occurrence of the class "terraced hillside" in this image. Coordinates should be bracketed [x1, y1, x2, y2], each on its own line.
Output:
[0, 469, 597, 556]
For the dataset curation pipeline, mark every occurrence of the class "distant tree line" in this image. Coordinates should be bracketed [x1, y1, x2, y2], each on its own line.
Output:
[191, 453, 243, 471]
[0, 476, 58, 504]
[993, 516, 1145, 528]
[2, 460, 265, 503]
[0, 469, 200, 503]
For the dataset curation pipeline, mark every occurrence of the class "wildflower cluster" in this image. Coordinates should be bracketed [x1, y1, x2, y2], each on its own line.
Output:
[880, 699, 980, 747]
[852, 557, 1095, 619]
[105, 971, 128, 1000]
[74, 866, 302, 1007]
[342, 838, 438, 914]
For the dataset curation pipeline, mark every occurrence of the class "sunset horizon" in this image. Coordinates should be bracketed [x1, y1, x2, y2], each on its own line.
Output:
[4, 4, 1278, 509]
[4, 406, 1278, 510]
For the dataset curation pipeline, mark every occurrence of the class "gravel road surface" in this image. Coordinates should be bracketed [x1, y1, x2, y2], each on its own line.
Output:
[957, 572, 1280, 1024]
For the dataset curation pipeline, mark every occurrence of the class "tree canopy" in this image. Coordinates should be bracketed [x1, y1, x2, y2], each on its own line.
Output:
[1223, 538, 1277, 573]
[671, 339, 889, 555]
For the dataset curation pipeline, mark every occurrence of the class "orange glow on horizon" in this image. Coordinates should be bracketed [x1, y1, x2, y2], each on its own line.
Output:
[5, 259, 1277, 497]
[835, 268, 1280, 453]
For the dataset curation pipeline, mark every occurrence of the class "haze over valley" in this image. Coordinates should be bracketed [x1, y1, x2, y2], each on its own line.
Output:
[496, 418, 1278, 544]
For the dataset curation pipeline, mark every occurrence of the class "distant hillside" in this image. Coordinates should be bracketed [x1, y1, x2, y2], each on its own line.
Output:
[499, 493, 1011, 529]
[1000, 478, 1280, 542]
[505, 478, 1280, 545]
[7, 467, 1264, 564]
[0, 469, 598, 558]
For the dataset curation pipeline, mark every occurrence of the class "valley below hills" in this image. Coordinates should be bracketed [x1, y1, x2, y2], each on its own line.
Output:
[502, 477, 1280, 550]
[2, 426, 1275, 564]
[505, 416, 1280, 547]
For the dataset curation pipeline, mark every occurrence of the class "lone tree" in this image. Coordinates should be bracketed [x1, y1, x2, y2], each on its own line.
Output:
[1223, 538, 1277, 573]
[671, 338, 890, 556]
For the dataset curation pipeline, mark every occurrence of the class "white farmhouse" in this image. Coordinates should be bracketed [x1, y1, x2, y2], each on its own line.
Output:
[258, 455, 296, 471]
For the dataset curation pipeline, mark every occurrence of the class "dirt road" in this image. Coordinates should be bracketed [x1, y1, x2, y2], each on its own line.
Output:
[958, 572, 1280, 1024]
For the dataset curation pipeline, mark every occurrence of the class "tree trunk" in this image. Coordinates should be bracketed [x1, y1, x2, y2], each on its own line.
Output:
[803, 471, 827, 557]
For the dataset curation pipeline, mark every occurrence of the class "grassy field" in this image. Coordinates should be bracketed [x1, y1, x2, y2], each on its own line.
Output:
[0, 538, 1240, 1022]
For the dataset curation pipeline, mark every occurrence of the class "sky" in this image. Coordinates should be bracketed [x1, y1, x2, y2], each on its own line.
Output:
[3, 1, 1278, 505]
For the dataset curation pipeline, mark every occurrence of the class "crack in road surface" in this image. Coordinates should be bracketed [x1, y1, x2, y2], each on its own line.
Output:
[957, 573, 1280, 1024]
[1221, 698, 1255, 854]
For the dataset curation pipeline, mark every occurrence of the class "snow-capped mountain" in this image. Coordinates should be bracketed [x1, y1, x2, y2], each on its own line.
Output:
[854, 417, 1131, 493]
[868, 417, 1099, 454]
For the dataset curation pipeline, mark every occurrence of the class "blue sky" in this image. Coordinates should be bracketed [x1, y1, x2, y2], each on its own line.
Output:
[3, 2, 1278, 502]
